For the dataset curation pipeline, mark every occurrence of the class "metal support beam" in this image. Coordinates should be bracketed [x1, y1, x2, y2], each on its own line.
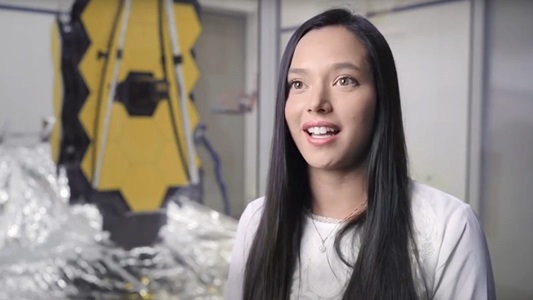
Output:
[467, 0, 487, 219]
[257, 0, 280, 197]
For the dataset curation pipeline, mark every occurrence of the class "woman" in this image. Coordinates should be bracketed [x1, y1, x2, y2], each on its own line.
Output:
[225, 8, 495, 300]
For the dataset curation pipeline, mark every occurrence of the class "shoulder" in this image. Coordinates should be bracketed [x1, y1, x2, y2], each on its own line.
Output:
[239, 196, 265, 229]
[410, 181, 478, 239]
[409, 182, 495, 298]
[409, 180, 484, 265]
[224, 197, 266, 300]
[410, 180, 473, 219]
[235, 196, 265, 251]
[244, 196, 266, 215]
[411, 181, 492, 269]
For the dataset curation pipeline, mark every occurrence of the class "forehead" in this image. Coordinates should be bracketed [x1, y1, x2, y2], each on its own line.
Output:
[291, 26, 368, 69]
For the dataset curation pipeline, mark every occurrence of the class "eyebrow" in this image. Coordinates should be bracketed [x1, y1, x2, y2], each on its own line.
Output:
[332, 62, 361, 72]
[288, 62, 361, 76]
[287, 68, 308, 75]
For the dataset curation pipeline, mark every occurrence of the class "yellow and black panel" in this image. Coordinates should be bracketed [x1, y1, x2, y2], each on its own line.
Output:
[54, 0, 93, 202]
[53, 0, 203, 249]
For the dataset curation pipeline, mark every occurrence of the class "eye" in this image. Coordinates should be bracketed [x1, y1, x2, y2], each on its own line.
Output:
[289, 80, 305, 90]
[335, 76, 358, 87]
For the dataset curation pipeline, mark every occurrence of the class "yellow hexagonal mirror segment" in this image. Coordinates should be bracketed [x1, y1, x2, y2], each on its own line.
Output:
[52, 0, 203, 249]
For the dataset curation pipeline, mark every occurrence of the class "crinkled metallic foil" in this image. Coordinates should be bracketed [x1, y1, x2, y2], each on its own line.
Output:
[0, 143, 237, 300]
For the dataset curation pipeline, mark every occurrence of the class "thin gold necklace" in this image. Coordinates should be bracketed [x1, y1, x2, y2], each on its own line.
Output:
[308, 201, 367, 253]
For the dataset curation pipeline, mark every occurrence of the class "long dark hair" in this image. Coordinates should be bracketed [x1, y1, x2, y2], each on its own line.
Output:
[243, 8, 419, 300]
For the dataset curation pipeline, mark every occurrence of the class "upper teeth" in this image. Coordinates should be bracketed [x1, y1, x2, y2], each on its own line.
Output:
[307, 126, 336, 135]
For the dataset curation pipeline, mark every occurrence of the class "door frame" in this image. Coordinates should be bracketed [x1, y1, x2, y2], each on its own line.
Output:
[199, 0, 259, 210]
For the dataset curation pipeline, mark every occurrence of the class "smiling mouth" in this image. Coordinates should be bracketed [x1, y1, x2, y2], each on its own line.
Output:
[305, 126, 340, 138]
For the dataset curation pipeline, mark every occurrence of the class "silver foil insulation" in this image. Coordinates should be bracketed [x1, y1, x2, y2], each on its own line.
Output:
[0, 143, 236, 299]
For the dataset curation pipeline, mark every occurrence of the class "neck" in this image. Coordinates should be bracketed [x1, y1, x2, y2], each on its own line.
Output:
[308, 166, 367, 220]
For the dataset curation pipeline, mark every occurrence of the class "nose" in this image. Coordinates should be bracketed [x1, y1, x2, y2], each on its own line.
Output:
[307, 85, 332, 114]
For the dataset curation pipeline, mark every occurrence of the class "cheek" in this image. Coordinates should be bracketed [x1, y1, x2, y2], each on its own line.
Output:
[361, 97, 376, 128]
[284, 100, 300, 134]
[359, 100, 377, 146]
[346, 94, 376, 135]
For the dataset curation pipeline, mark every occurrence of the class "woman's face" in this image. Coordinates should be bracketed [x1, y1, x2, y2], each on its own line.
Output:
[285, 25, 376, 171]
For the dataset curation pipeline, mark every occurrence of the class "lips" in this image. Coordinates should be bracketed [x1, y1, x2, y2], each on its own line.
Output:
[302, 121, 340, 135]
[302, 121, 340, 146]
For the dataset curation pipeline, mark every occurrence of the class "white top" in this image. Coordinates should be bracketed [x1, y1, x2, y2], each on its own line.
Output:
[224, 181, 496, 300]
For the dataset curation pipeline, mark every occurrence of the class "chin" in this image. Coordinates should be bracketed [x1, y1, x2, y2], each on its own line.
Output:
[301, 150, 365, 173]
[303, 157, 341, 171]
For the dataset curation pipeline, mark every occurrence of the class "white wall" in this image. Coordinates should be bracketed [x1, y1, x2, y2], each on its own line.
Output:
[279, 0, 471, 201]
[370, 1, 471, 200]
[0, 0, 69, 142]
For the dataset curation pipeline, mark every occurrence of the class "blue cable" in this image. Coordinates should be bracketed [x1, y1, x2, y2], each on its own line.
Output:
[194, 124, 231, 216]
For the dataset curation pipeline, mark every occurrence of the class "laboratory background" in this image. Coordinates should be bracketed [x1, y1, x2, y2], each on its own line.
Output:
[0, 0, 531, 299]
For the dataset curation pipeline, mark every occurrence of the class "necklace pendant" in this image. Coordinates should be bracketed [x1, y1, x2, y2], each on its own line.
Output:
[319, 244, 326, 253]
